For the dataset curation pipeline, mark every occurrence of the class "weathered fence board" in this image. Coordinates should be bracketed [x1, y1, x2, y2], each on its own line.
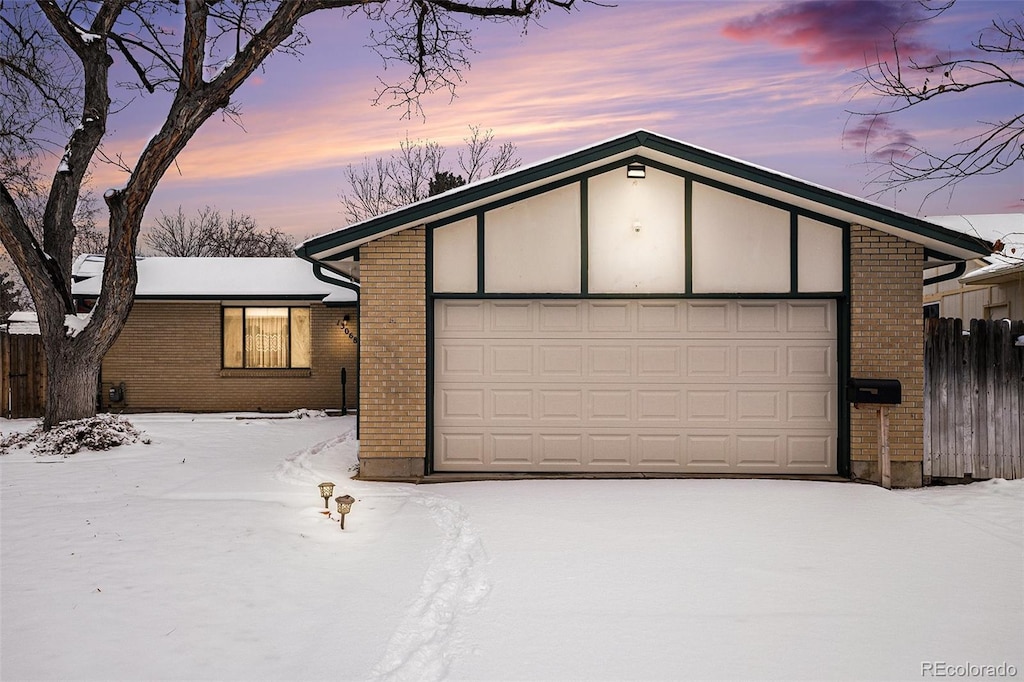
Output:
[1, 332, 46, 420]
[925, 318, 1024, 480]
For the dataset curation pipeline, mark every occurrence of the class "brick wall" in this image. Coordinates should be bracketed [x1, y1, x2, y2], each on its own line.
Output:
[357, 228, 427, 478]
[100, 302, 357, 413]
[849, 224, 924, 486]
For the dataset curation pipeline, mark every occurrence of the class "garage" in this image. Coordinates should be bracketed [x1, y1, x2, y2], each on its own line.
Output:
[296, 130, 991, 483]
[434, 298, 837, 473]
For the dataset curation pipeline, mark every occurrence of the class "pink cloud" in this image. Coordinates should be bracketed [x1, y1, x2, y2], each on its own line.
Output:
[844, 114, 918, 162]
[723, 1, 933, 65]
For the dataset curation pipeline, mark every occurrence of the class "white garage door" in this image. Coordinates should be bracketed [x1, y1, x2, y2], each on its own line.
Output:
[434, 299, 837, 474]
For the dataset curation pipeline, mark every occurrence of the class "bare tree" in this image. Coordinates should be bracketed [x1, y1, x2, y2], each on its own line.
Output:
[342, 125, 521, 223]
[0, 0, 588, 429]
[849, 2, 1023, 199]
[144, 206, 293, 257]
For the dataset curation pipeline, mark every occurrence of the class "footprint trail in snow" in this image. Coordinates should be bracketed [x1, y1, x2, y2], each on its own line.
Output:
[369, 492, 490, 681]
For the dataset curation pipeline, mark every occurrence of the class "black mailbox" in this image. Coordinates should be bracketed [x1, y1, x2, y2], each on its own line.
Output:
[848, 378, 901, 405]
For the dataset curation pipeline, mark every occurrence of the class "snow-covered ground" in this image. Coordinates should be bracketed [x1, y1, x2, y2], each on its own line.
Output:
[1, 414, 1021, 681]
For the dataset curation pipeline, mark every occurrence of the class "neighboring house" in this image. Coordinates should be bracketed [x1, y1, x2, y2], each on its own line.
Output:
[922, 214, 1024, 323]
[71, 256, 359, 413]
[296, 130, 989, 486]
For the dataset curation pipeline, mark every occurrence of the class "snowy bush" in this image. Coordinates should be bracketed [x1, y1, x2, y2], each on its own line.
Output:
[286, 409, 328, 419]
[0, 414, 150, 457]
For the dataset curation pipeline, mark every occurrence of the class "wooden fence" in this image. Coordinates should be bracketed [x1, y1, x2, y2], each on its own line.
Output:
[0, 332, 46, 420]
[924, 318, 1024, 480]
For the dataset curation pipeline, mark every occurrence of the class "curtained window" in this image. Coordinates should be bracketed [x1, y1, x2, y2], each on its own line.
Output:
[222, 307, 311, 369]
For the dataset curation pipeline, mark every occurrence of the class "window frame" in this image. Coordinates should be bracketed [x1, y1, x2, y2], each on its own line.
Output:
[221, 305, 312, 370]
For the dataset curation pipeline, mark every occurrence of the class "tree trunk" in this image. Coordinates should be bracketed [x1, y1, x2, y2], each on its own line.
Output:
[43, 342, 101, 429]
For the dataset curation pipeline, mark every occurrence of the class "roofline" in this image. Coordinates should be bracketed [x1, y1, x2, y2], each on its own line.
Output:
[297, 130, 993, 262]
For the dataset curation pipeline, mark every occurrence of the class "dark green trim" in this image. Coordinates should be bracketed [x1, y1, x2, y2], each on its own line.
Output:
[684, 177, 693, 295]
[131, 294, 332, 302]
[837, 225, 852, 478]
[299, 130, 991, 262]
[790, 213, 799, 294]
[431, 291, 839, 300]
[923, 261, 966, 286]
[580, 178, 589, 296]
[477, 213, 485, 294]
[322, 248, 360, 262]
[311, 264, 360, 294]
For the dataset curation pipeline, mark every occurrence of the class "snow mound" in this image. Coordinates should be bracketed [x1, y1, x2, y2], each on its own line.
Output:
[286, 408, 328, 419]
[0, 414, 150, 457]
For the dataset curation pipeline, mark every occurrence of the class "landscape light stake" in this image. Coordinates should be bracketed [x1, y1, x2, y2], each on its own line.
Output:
[318, 482, 335, 509]
[335, 495, 355, 530]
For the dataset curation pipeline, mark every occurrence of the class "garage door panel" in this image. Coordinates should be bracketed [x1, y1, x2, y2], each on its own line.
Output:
[637, 302, 683, 332]
[787, 301, 834, 334]
[539, 302, 583, 332]
[434, 299, 837, 473]
[491, 344, 534, 375]
[736, 391, 781, 422]
[638, 345, 682, 376]
[587, 434, 633, 466]
[687, 302, 730, 332]
[638, 390, 682, 421]
[637, 434, 683, 466]
[491, 301, 532, 331]
[438, 301, 485, 332]
[491, 389, 533, 421]
[588, 390, 632, 421]
[589, 301, 632, 332]
[539, 344, 583, 376]
[439, 389, 485, 420]
[736, 435, 783, 466]
[491, 433, 534, 464]
[786, 436, 834, 467]
[737, 346, 781, 377]
[539, 390, 584, 420]
[538, 434, 584, 465]
[787, 345, 834, 378]
[687, 345, 731, 377]
[437, 433, 486, 465]
[439, 343, 485, 377]
[737, 302, 782, 332]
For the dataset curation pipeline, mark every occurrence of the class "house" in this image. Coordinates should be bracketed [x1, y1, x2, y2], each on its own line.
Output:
[922, 214, 1024, 323]
[71, 256, 359, 413]
[296, 130, 990, 486]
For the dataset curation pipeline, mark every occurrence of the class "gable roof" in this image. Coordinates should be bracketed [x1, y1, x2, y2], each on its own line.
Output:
[72, 256, 357, 302]
[297, 129, 993, 267]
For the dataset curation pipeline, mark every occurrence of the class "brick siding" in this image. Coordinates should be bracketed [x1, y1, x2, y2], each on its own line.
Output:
[357, 228, 427, 477]
[100, 302, 357, 413]
[849, 224, 924, 485]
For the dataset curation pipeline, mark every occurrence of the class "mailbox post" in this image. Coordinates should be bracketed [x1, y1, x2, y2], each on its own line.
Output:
[848, 378, 902, 489]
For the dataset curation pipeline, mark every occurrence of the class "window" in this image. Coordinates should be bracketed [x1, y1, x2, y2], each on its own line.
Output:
[923, 303, 940, 319]
[223, 307, 311, 368]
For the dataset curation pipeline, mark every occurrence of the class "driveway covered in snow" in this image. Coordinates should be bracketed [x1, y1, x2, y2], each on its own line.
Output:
[1, 415, 1021, 681]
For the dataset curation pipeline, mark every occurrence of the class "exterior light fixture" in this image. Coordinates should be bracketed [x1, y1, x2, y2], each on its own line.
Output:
[335, 495, 356, 530]
[318, 481, 335, 509]
[626, 162, 646, 179]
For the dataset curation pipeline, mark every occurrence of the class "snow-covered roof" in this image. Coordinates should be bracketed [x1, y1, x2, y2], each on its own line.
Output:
[3, 311, 40, 335]
[924, 214, 1024, 286]
[72, 257, 357, 302]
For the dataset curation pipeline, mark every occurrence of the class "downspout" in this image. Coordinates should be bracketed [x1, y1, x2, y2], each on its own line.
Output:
[305, 260, 361, 436]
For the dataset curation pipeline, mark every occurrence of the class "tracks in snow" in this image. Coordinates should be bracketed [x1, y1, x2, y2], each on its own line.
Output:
[369, 492, 490, 681]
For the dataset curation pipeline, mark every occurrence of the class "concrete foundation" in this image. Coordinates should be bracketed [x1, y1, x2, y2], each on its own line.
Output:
[851, 460, 923, 488]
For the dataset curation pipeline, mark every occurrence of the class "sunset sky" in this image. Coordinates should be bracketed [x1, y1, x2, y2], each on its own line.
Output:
[89, 0, 1023, 244]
